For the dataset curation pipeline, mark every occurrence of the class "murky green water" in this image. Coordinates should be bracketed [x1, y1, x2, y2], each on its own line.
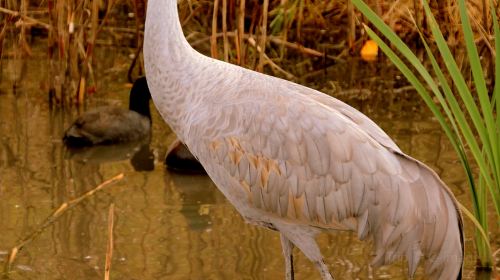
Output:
[0, 46, 497, 279]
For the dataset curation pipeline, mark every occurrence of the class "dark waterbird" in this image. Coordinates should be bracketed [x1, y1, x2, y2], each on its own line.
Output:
[165, 138, 206, 174]
[63, 77, 152, 146]
[63, 76, 203, 173]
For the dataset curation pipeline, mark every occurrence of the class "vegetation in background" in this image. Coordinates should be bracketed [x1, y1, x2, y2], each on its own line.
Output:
[0, 0, 497, 107]
[0, 0, 145, 105]
[352, 0, 499, 272]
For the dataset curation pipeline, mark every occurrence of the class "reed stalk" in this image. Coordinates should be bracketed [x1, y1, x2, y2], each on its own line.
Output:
[211, 0, 219, 58]
[347, 0, 355, 49]
[237, 0, 245, 65]
[257, 0, 269, 72]
[222, 0, 229, 62]
[277, 0, 288, 59]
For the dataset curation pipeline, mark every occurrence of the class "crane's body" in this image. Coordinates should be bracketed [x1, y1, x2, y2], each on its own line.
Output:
[144, 1, 464, 279]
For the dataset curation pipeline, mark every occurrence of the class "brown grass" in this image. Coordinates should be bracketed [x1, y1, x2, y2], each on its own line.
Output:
[0, 0, 497, 106]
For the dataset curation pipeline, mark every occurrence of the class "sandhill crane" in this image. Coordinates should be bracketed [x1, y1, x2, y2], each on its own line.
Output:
[143, 1, 464, 279]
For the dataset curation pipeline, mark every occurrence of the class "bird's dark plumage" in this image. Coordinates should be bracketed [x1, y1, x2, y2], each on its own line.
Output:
[63, 77, 151, 147]
[165, 139, 206, 174]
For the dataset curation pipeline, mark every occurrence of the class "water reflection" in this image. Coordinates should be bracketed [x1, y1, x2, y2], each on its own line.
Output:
[163, 171, 216, 231]
[65, 141, 155, 172]
[0, 54, 495, 279]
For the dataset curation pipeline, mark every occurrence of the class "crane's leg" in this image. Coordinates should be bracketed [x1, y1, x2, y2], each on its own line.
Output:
[275, 224, 334, 280]
[280, 234, 294, 280]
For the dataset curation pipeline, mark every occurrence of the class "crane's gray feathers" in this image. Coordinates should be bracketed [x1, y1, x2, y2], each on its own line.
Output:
[186, 75, 463, 279]
[144, 1, 463, 278]
[284, 82, 402, 153]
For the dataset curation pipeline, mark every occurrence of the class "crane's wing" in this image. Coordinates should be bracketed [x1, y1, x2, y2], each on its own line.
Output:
[284, 82, 402, 153]
[187, 82, 462, 279]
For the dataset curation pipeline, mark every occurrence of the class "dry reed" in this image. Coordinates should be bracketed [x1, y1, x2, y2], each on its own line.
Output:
[237, 0, 245, 65]
[211, 0, 219, 58]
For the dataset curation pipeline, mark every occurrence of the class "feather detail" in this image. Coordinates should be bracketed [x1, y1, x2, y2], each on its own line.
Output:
[145, 2, 464, 277]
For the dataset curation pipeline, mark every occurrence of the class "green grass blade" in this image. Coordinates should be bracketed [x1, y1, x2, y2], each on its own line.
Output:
[476, 174, 492, 265]
[362, 25, 462, 157]
[421, 0, 498, 204]
[458, 202, 492, 259]
[354, 0, 498, 269]
[421, 0, 493, 158]
[352, 0, 467, 137]
[351, 0, 438, 93]
[458, 0, 496, 142]
[493, 0, 500, 128]
[416, 29, 482, 205]
[419, 35, 483, 216]
[458, 0, 500, 204]
[417, 33, 461, 141]
[489, 0, 500, 215]
[353, 0, 497, 206]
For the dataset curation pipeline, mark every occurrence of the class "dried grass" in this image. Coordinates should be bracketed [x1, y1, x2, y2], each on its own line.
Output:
[0, 0, 496, 106]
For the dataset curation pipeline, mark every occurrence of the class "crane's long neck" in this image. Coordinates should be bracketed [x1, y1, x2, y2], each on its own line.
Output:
[144, 0, 202, 140]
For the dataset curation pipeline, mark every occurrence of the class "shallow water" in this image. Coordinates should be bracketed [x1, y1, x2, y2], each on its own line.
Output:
[0, 47, 497, 280]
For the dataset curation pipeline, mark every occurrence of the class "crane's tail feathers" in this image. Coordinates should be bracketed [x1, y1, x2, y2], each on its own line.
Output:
[413, 159, 464, 280]
[367, 153, 464, 280]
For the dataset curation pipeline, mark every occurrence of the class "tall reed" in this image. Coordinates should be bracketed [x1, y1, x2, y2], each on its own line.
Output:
[0, 0, 141, 106]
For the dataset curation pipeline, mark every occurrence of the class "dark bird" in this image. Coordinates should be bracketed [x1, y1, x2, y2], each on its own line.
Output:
[63, 76, 204, 173]
[63, 77, 152, 147]
[165, 138, 206, 174]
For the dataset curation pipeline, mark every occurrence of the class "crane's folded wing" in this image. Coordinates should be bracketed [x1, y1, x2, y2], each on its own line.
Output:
[187, 86, 461, 278]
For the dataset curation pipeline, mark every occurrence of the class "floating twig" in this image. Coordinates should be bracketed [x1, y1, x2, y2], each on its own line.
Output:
[3, 174, 124, 274]
[104, 204, 115, 280]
